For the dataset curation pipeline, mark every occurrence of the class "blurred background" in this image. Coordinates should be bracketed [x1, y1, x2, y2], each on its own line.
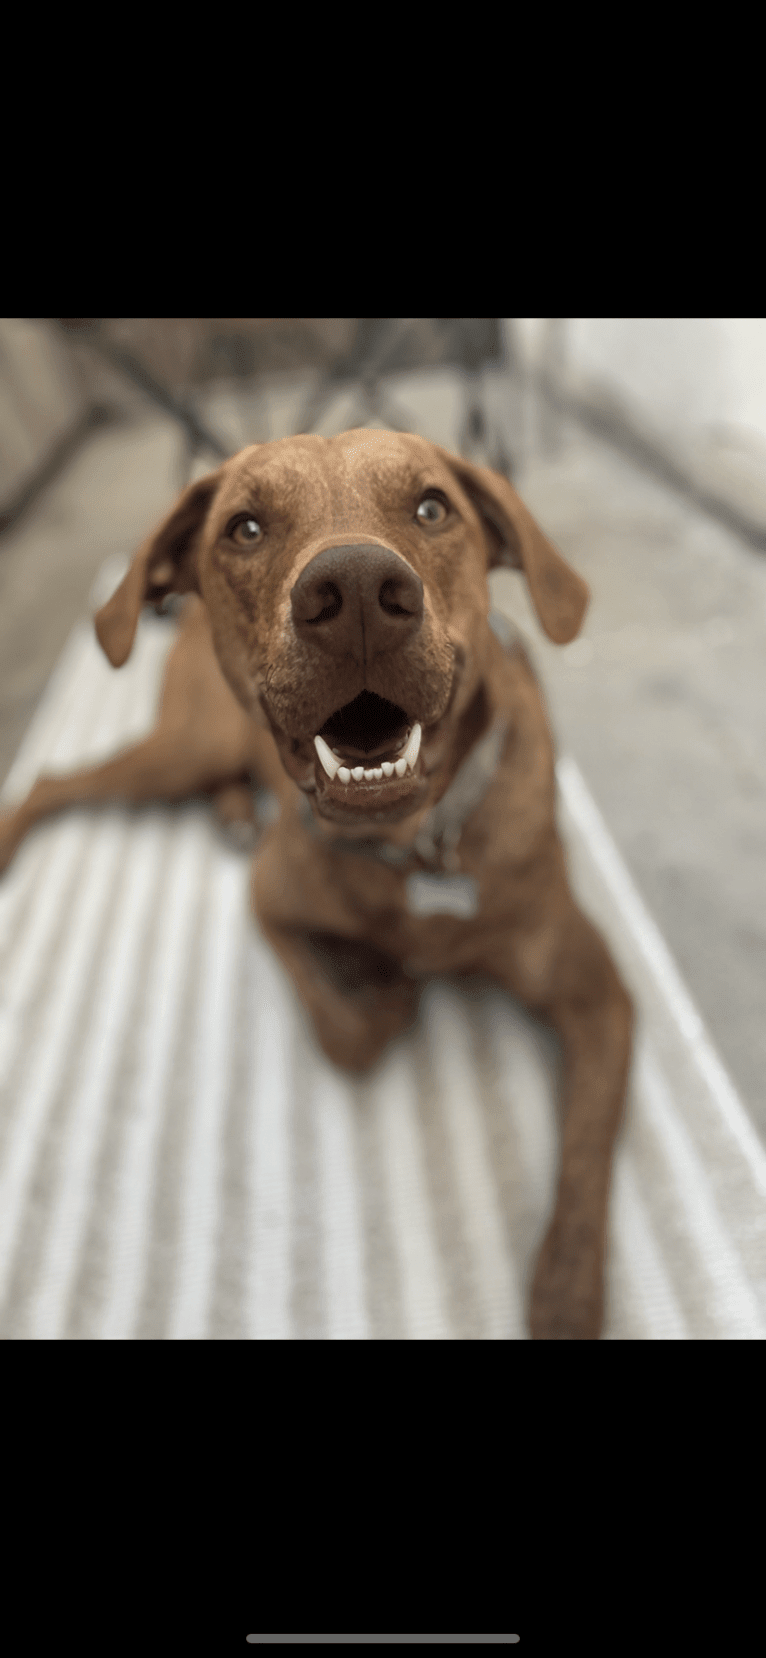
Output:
[2, 316, 766, 1149]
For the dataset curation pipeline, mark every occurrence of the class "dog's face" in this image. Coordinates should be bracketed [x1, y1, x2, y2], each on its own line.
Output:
[95, 429, 588, 835]
[198, 430, 501, 831]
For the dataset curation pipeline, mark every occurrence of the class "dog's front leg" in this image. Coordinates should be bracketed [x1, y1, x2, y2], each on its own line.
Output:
[0, 732, 257, 877]
[488, 900, 634, 1340]
[253, 834, 421, 1073]
[260, 918, 421, 1073]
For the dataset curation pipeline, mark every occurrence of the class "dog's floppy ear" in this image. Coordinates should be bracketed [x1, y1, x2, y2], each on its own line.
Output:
[435, 449, 589, 644]
[94, 470, 223, 667]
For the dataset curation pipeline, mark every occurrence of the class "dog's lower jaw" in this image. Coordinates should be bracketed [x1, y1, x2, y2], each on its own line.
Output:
[310, 775, 431, 830]
[270, 737, 430, 826]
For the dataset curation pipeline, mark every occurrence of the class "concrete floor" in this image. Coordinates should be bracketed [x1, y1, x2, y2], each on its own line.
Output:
[2, 362, 765, 1153]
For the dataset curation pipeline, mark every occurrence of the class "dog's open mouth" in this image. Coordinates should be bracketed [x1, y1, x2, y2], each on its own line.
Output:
[311, 690, 423, 809]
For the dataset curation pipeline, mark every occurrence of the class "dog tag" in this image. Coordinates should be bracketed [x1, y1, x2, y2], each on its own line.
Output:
[406, 872, 479, 919]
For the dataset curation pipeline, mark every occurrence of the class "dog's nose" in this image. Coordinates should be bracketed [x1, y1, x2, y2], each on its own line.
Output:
[290, 543, 424, 660]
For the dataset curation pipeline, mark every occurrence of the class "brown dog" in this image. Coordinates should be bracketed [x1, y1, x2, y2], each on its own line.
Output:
[0, 429, 633, 1339]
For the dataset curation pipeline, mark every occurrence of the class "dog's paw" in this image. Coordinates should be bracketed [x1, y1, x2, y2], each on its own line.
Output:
[309, 992, 417, 1075]
[529, 1298, 602, 1341]
[529, 1225, 604, 1340]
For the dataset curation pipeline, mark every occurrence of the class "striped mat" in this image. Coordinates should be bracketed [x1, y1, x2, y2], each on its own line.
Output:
[1, 586, 765, 1338]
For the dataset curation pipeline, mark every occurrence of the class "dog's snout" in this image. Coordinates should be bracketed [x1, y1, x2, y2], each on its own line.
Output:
[290, 543, 424, 661]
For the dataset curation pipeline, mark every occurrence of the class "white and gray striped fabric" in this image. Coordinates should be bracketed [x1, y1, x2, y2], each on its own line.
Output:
[2, 588, 766, 1339]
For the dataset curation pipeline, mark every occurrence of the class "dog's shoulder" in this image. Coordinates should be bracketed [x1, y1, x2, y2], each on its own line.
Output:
[486, 611, 549, 726]
[465, 612, 558, 868]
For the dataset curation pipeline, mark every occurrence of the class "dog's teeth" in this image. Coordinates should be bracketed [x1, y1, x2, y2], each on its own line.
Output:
[314, 734, 340, 780]
[402, 722, 422, 773]
[327, 744, 415, 787]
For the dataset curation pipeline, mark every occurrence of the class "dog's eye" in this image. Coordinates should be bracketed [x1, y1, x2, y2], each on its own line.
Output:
[228, 515, 263, 546]
[416, 495, 448, 525]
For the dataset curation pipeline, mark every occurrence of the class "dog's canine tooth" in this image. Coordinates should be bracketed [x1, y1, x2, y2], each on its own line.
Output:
[314, 734, 340, 779]
[381, 762, 394, 777]
[402, 722, 422, 772]
[337, 766, 351, 783]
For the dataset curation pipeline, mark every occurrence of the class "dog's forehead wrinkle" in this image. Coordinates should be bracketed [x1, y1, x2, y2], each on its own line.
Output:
[337, 455, 438, 499]
[218, 460, 330, 518]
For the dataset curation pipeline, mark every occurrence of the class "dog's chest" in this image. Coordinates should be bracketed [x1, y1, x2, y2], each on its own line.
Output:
[326, 848, 489, 971]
